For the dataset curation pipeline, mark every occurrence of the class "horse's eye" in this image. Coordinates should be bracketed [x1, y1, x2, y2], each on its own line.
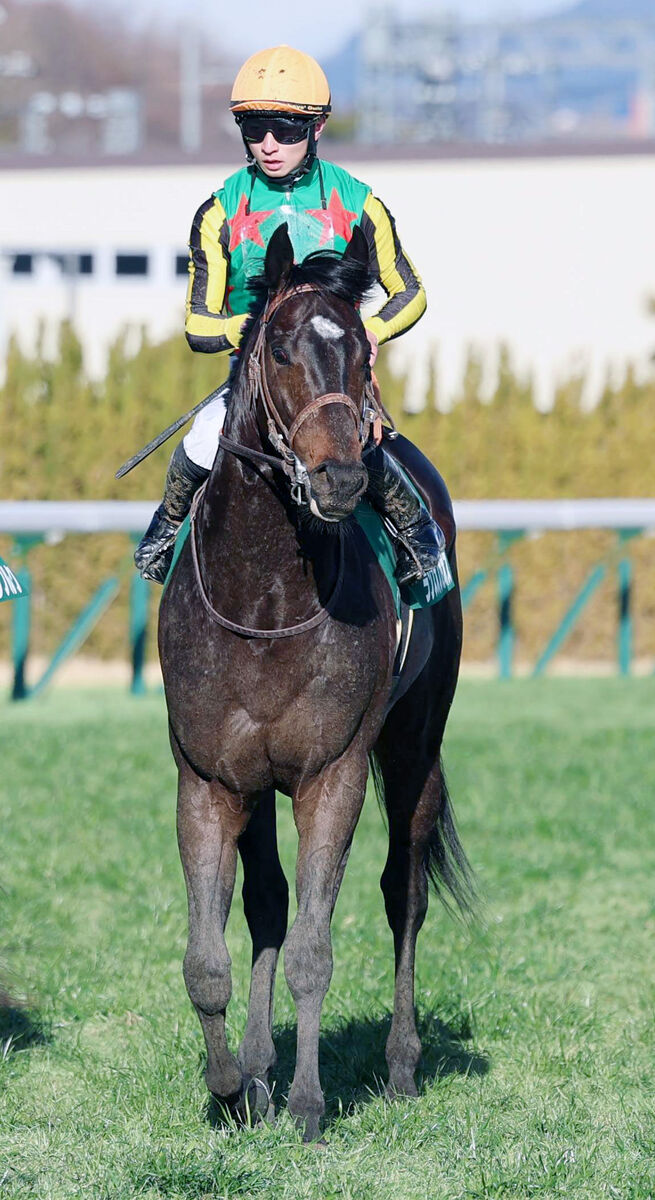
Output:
[271, 345, 290, 366]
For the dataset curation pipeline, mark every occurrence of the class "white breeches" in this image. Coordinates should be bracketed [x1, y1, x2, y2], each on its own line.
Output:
[183, 384, 230, 470]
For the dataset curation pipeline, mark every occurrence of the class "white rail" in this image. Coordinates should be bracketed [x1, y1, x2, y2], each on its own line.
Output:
[1, 498, 655, 535]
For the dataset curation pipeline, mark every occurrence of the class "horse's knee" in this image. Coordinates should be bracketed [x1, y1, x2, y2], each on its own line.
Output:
[284, 921, 332, 1002]
[183, 949, 232, 1016]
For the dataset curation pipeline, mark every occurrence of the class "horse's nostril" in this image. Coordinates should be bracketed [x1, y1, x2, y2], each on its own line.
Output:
[310, 462, 367, 500]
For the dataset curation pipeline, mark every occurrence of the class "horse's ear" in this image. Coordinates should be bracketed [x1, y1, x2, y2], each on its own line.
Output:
[264, 223, 294, 292]
[343, 224, 369, 266]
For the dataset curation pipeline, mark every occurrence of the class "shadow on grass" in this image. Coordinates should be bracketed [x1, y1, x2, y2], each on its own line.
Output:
[206, 1008, 489, 1130]
[0, 991, 50, 1054]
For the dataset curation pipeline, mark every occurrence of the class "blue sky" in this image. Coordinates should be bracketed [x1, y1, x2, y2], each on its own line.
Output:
[71, 0, 566, 58]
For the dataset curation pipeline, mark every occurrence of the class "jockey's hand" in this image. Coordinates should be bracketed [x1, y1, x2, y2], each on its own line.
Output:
[366, 329, 379, 367]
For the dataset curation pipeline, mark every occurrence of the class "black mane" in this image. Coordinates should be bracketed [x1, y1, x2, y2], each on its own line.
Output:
[229, 246, 377, 413]
[248, 247, 376, 319]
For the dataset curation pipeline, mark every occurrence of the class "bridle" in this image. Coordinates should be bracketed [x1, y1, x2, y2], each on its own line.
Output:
[218, 283, 382, 506]
[188, 282, 386, 639]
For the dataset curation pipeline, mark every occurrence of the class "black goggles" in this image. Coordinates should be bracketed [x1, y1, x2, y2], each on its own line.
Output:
[239, 115, 314, 145]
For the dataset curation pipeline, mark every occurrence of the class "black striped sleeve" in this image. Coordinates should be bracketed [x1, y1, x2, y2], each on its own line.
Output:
[185, 195, 245, 354]
[360, 193, 427, 344]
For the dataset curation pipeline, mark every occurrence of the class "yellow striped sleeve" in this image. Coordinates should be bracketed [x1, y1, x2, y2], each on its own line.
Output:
[360, 192, 426, 345]
[185, 195, 247, 354]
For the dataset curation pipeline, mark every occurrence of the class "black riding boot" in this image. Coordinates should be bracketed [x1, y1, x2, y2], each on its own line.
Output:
[364, 442, 446, 587]
[134, 443, 209, 584]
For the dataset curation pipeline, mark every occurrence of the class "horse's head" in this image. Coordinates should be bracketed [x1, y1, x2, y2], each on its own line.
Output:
[250, 224, 376, 522]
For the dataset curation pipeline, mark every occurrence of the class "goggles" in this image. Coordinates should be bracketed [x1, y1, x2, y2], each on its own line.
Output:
[238, 115, 314, 145]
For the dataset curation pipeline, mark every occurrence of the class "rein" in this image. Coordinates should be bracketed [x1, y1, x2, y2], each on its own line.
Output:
[189, 482, 345, 639]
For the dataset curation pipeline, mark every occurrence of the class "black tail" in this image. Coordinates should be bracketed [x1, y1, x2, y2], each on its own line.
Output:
[370, 754, 479, 924]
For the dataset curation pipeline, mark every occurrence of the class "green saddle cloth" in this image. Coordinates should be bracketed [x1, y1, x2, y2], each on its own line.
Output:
[166, 514, 191, 588]
[166, 501, 454, 616]
[353, 499, 454, 617]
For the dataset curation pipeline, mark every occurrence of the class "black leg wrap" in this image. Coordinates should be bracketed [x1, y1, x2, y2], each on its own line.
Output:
[134, 443, 210, 584]
[363, 443, 446, 587]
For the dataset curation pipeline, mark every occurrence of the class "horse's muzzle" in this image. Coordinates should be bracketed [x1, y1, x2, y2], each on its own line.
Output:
[308, 460, 368, 521]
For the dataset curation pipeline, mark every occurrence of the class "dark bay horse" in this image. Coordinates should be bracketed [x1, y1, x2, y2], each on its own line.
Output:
[159, 224, 474, 1141]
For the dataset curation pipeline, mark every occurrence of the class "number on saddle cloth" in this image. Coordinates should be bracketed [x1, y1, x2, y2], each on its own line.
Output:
[0, 557, 26, 602]
[352, 497, 454, 617]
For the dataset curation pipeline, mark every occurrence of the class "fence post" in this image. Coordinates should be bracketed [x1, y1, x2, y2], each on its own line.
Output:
[497, 532, 523, 680]
[10, 538, 33, 700]
[129, 569, 150, 695]
[497, 563, 514, 679]
[617, 530, 638, 677]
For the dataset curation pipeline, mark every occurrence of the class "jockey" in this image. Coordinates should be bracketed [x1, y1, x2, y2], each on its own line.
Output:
[135, 45, 446, 585]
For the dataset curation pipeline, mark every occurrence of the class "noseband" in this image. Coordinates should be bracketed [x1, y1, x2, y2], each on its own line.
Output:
[219, 283, 381, 506]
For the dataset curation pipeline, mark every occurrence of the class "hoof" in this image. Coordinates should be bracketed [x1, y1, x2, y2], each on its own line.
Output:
[205, 1057, 243, 1104]
[385, 1075, 419, 1100]
[207, 1089, 243, 1128]
[291, 1112, 323, 1143]
[239, 1076, 275, 1125]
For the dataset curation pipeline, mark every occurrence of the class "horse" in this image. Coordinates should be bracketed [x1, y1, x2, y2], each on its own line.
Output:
[158, 223, 474, 1141]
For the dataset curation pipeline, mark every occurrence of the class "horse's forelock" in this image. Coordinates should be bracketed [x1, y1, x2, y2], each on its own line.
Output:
[228, 248, 374, 410]
[248, 248, 375, 314]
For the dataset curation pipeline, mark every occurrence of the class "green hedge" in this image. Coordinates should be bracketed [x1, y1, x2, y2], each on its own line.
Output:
[1, 326, 654, 668]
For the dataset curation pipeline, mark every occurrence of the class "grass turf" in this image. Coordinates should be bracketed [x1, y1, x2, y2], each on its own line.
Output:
[0, 680, 654, 1199]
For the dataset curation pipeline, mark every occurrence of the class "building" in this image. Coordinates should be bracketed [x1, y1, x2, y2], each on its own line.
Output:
[1, 142, 654, 411]
[356, 0, 655, 145]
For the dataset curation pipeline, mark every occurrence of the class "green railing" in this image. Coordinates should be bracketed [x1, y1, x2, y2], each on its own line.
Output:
[1, 499, 654, 697]
[459, 524, 643, 680]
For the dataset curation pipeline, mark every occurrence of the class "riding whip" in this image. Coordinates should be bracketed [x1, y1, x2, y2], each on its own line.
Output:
[115, 382, 229, 479]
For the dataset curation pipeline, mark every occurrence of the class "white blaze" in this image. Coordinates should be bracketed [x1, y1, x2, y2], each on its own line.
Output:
[311, 315, 344, 340]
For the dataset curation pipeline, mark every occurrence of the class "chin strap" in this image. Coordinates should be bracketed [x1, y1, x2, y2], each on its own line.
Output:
[240, 125, 324, 194]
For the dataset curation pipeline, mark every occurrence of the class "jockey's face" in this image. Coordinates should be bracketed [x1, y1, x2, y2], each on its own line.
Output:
[248, 118, 326, 179]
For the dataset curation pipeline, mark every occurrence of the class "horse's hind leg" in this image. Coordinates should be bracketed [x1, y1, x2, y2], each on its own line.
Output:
[374, 653, 469, 1097]
[176, 757, 249, 1104]
[377, 749, 443, 1097]
[237, 790, 289, 1116]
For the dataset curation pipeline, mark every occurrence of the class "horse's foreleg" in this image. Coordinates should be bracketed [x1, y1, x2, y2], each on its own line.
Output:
[176, 760, 249, 1103]
[285, 749, 369, 1141]
[378, 754, 442, 1098]
[237, 790, 288, 1115]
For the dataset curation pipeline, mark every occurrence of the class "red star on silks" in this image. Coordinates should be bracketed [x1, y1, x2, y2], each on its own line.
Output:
[228, 195, 273, 252]
[307, 188, 358, 247]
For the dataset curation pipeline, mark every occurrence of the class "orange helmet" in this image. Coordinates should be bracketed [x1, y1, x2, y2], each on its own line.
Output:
[230, 45, 331, 117]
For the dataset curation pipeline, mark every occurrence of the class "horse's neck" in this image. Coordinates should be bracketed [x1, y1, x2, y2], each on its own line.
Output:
[198, 389, 335, 622]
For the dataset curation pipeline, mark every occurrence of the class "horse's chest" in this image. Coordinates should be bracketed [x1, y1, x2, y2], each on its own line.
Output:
[177, 627, 385, 792]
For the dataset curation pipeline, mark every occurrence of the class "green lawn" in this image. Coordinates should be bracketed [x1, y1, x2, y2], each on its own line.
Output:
[1, 681, 654, 1199]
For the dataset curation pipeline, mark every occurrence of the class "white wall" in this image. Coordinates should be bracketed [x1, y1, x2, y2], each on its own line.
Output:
[1, 152, 654, 405]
